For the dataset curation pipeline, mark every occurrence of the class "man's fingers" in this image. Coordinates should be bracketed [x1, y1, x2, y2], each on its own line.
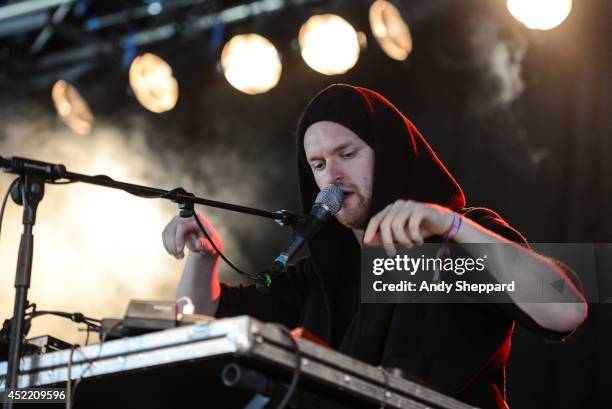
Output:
[364, 200, 431, 252]
[162, 216, 179, 256]
[407, 211, 424, 244]
[200, 239, 215, 255]
[379, 201, 406, 256]
[161, 225, 170, 255]
[391, 211, 412, 248]
[196, 214, 223, 253]
[386, 201, 416, 251]
[366, 232, 383, 246]
[176, 218, 203, 256]
[175, 221, 190, 256]
[185, 232, 201, 252]
[162, 213, 222, 260]
[186, 229, 218, 257]
[167, 216, 199, 258]
[364, 204, 391, 243]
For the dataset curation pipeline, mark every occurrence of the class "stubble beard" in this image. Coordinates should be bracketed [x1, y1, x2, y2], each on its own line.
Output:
[336, 192, 371, 230]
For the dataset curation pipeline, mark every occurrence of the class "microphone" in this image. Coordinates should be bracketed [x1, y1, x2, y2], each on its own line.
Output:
[257, 185, 344, 291]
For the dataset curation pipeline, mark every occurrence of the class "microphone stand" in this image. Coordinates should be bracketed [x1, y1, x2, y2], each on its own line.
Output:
[3, 172, 45, 408]
[0, 156, 302, 406]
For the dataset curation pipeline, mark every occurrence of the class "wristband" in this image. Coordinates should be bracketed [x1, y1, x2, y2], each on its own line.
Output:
[433, 213, 461, 282]
[442, 212, 462, 240]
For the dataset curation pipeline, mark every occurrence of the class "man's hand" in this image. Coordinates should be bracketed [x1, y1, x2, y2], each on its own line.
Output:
[168, 213, 223, 316]
[363, 199, 455, 255]
[162, 214, 223, 260]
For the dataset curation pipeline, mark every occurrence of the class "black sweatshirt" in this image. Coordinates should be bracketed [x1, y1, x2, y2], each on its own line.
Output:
[216, 85, 577, 408]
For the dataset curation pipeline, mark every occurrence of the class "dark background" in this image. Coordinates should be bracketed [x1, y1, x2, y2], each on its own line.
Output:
[0, 0, 610, 407]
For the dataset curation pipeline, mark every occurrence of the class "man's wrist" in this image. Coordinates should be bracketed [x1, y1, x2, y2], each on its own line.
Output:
[442, 212, 462, 240]
[188, 250, 219, 267]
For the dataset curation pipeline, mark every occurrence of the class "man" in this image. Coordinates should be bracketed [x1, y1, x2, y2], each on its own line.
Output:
[162, 84, 587, 408]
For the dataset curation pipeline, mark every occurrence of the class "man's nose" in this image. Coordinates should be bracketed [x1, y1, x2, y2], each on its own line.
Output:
[324, 161, 344, 185]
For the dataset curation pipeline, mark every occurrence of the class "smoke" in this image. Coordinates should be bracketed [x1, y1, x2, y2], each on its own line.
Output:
[468, 20, 559, 171]
[0, 105, 268, 345]
[470, 20, 528, 109]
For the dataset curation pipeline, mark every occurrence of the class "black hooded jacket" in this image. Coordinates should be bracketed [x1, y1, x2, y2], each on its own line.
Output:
[217, 84, 574, 409]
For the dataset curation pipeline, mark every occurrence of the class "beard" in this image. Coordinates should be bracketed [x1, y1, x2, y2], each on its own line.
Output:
[336, 191, 371, 229]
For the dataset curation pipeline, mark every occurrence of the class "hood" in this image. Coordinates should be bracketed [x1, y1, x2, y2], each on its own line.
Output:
[295, 83, 466, 345]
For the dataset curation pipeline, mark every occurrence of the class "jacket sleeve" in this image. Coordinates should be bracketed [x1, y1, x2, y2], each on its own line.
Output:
[214, 257, 315, 329]
[463, 207, 585, 342]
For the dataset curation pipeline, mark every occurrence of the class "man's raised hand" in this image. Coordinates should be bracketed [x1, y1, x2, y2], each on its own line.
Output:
[162, 214, 223, 260]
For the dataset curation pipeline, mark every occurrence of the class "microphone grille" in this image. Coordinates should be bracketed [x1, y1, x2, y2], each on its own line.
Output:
[315, 185, 344, 214]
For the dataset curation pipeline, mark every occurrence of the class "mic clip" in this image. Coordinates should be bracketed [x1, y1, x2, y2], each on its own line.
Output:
[170, 188, 195, 218]
[274, 209, 303, 227]
[254, 262, 284, 294]
[255, 273, 272, 294]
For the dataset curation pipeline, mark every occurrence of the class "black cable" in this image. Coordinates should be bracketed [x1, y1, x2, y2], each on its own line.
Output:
[84, 327, 91, 346]
[77, 326, 92, 346]
[1, 304, 104, 407]
[66, 344, 80, 409]
[191, 210, 261, 281]
[0, 178, 19, 241]
[272, 324, 301, 409]
[26, 311, 101, 333]
[0, 303, 103, 407]
[52, 173, 266, 282]
[31, 310, 101, 323]
[68, 320, 123, 408]
[0, 302, 35, 344]
[52, 175, 266, 284]
[52, 174, 279, 285]
[1, 305, 101, 349]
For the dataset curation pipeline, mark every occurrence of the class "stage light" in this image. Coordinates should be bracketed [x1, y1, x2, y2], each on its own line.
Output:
[129, 53, 178, 113]
[369, 0, 412, 61]
[507, 0, 573, 30]
[220, 33, 282, 95]
[298, 14, 360, 75]
[51, 80, 94, 135]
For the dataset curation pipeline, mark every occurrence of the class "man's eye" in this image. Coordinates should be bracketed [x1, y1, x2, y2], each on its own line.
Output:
[312, 162, 324, 170]
[341, 151, 354, 158]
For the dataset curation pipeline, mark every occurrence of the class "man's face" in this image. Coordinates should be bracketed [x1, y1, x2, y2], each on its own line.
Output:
[303, 121, 374, 229]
